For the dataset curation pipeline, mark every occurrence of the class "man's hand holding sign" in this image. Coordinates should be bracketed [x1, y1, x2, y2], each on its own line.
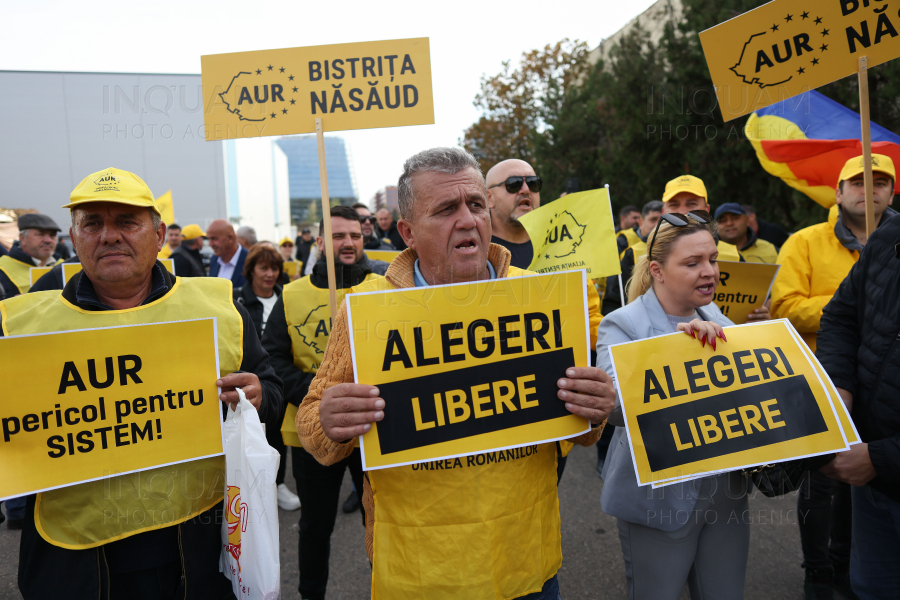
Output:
[345, 271, 609, 470]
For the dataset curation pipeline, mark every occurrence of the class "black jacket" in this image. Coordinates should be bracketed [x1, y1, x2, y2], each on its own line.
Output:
[295, 237, 315, 264]
[170, 244, 206, 277]
[10, 265, 283, 600]
[233, 282, 282, 339]
[818, 213, 900, 502]
[262, 257, 379, 407]
[378, 222, 407, 251]
[364, 235, 395, 250]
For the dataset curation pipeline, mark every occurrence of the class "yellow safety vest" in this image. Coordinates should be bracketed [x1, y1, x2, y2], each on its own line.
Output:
[158, 244, 173, 259]
[617, 228, 642, 260]
[280, 273, 382, 447]
[354, 268, 563, 600]
[717, 240, 742, 262]
[0, 255, 61, 295]
[0, 277, 243, 549]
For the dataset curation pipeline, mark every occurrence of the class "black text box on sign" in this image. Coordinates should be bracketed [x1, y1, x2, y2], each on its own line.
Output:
[377, 348, 575, 455]
[637, 375, 828, 472]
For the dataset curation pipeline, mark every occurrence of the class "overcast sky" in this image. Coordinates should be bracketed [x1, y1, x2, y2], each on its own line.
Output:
[2, 0, 659, 207]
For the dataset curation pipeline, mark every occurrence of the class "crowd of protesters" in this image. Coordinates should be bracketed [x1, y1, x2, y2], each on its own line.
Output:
[0, 149, 896, 600]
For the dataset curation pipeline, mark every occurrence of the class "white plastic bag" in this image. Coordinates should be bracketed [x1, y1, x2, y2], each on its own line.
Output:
[219, 388, 281, 600]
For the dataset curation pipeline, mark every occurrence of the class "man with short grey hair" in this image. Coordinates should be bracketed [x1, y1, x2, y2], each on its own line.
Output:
[297, 146, 615, 600]
[236, 225, 257, 249]
[0, 213, 62, 298]
[375, 207, 406, 250]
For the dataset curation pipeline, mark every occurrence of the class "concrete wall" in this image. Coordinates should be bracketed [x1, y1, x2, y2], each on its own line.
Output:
[0, 70, 227, 231]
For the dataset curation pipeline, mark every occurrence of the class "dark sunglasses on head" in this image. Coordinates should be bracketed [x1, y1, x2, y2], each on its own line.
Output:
[488, 175, 543, 194]
[647, 210, 712, 261]
[361, 215, 378, 224]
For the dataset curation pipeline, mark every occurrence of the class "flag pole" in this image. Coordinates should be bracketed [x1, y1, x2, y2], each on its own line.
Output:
[316, 118, 338, 320]
[605, 184, 626, 306]
[858, 56, 876, 239]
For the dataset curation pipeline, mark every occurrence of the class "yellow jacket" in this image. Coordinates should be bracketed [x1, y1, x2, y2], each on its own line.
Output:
[771, 205, 857, 352]
[738, 234, 779, 264]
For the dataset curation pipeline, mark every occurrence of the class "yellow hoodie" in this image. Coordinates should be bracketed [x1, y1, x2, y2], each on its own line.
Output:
[771, 205, 858, 352]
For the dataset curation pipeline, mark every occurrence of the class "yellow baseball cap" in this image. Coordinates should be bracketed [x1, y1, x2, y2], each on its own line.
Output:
[838, 154, 896, 186]
[63, 167, 160, 214]
[662, 175, 708, 203]
[279, 237, 294, 246]
[180, 224, 206, 240]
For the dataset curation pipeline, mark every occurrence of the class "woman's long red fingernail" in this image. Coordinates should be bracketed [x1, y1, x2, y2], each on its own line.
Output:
[684, 329, 693, 337]
[691, 330, 696, 339]
[711, 338, 717, 351]
[700, 337, 706, 348]
[721, 332, 728, 342]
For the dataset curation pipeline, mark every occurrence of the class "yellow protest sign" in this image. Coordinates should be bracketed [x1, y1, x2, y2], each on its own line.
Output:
[609, 320, 849, 486]
[201, 38, 434, 141]
[517, 188, 620, 278]
[715, 261, 780, 324]
[282, 260, 302, 278]
[348, 271, 591, 470]
[365, 250, 401, 264]
[0, 319, 223, 500]
[160, 258, 175, 275]
[156, 190, 174, 225]
[700, 0, 900, 121]
[281, 402, 301, 447]
[30, 267, 53, 288]
[62, 263, 82, 285]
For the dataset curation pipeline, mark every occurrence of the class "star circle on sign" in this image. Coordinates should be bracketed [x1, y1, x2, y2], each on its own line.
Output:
[801, 11, 809, 19]
[815, 16, 823, 25]
[785, 13, 793, 22]
[279, 66, 285, 73]
[771, 23, 780, 32]
[256, 68, 262, 75]
[812, 58, 820, 66]
[797, 67, 806, 75]
[821, 44, 829, 51]
[822, 29, 830, 36]
[270, 112, 276, 118]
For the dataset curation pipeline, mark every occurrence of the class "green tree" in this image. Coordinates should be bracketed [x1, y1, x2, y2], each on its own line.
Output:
[466, 0, 900, 231]
[461, 39, 591, 175]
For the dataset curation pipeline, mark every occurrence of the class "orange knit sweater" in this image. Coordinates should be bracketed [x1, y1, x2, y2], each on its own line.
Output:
[296, 244, 605, 561]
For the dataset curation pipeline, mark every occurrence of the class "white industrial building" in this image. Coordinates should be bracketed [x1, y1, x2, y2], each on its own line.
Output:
[0, 70, 292, 243]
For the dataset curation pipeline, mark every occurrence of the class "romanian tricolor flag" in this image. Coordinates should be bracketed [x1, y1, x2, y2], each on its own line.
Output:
[745, 90, 900, 208]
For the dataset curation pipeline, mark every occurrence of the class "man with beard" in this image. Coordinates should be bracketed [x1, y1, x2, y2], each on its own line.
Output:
[262, 205, 388, 600]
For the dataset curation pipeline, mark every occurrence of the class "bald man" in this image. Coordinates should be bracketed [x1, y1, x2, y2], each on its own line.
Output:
[486, 159, 542, 268]
[375, 208, 406, 250]
[207, 219, 249, 287]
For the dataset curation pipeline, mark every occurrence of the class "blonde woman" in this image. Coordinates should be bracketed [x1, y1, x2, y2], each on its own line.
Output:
[597, 211, 768, 599]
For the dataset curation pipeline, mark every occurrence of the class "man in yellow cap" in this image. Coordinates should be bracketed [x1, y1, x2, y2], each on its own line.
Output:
[170, 223, 207, 277]
[3, 167, 283, 600]
[614, 175, 742, 306]
[771, 153, 896, 598]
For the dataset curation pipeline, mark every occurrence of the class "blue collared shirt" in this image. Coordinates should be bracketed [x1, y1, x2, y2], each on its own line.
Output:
[75, 262, 170, 310]
[413, 259, 496, 287]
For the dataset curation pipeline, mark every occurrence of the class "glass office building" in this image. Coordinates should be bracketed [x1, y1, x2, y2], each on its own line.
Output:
[276, 136, 359, 225]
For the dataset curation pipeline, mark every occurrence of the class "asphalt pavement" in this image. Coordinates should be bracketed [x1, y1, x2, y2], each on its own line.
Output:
[0, 444, 839, 599]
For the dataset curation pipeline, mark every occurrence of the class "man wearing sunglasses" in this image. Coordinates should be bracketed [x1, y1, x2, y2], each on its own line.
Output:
[485, 159, 543, 269]
[353, 203, 396, 251]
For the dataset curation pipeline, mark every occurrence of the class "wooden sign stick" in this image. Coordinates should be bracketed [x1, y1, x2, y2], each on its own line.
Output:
[316, 118, 338, 320]
[858, 56, 876, 239]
